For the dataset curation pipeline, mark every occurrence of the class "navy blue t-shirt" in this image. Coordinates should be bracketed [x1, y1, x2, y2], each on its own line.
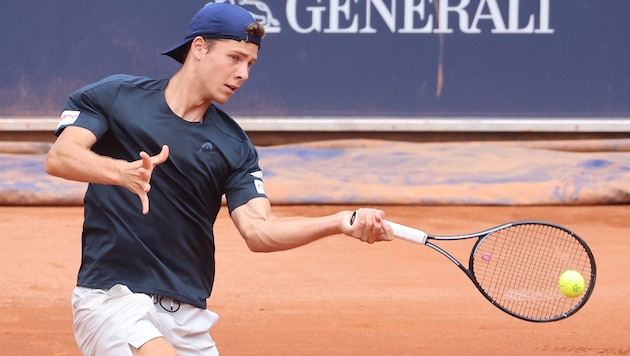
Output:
[56, 74, 267, 308]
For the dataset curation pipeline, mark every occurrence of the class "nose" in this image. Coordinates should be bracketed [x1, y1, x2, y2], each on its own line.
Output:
[235, 63, 249, 81]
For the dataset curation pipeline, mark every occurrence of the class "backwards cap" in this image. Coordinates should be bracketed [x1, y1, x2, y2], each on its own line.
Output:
[162, 3, 261, 63]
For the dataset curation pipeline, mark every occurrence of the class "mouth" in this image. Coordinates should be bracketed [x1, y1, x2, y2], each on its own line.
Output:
[225, 84, 238, 93]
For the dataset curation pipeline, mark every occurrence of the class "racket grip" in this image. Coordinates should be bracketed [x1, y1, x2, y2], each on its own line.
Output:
[384, 220, 428, 245]
[350, 211, 428, 245]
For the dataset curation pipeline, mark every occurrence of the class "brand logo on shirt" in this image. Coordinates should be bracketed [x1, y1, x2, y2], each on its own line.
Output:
[254, 179, 265, 194]
[199, 142, 214, 153]
[250, 170, 265, 194]
[57, 110, 80, 129]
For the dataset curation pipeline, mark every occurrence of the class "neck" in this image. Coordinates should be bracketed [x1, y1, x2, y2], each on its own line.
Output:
[165, 70, 211, 123]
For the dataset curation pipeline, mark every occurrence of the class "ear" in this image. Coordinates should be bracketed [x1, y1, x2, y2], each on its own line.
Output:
[189, 36, 207, 61]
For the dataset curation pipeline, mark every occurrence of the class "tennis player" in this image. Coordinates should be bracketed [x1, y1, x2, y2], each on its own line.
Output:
[45, 3, 393, 355]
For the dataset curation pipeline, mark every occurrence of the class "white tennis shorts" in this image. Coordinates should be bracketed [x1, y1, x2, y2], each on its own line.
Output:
[71, 284, 219, 356]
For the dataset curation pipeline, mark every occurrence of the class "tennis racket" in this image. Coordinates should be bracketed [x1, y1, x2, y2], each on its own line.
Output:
[351, 212, 596, 322]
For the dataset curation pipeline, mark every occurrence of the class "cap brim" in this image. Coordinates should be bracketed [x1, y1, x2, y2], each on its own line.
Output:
[161, 39, 192, 64]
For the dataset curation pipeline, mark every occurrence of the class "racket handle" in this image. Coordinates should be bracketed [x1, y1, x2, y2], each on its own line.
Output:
[384, 220, 428, 245]
[350, 211, 428, 245]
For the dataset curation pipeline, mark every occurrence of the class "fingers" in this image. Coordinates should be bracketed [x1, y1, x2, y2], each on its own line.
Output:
[137, 155, 152, 194]
[134, 146, 169, 215]
[139, 191, 150, 215]
[139, 146, 169, 175]
[348, 208, 393, 244]
[152, 145, 170, 165]
[137, 165, 151, 215]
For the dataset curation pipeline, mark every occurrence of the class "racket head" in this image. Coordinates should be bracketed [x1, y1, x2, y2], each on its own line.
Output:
[468, 221, 596, 322]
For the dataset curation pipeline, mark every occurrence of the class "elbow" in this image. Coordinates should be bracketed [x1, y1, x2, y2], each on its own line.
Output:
[248, 246, 269, 253]
[242, 232, 278, 253]
[44, 145, 71, 178]
[44, 152, 59, 176]
[235, 212, 283, 253]
[245, 239, 275, 253]
[44, 147, 65, 177]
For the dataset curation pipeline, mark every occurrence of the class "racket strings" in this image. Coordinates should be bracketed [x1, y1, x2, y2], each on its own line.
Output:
[472, 223, 593, 321]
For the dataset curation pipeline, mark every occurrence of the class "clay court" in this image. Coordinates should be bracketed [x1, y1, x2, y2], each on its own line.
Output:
[1, 203, 629, 355]
[1, 137, 629, 355]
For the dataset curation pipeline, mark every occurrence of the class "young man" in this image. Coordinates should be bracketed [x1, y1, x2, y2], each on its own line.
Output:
[45, 3, 392, 355]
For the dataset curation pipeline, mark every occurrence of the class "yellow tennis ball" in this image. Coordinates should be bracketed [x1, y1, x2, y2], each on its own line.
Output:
[558, 270, 585, 298]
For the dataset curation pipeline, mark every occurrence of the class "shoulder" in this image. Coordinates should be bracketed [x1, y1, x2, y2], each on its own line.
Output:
[68, 75, 169, 111]
[210, 105, 252, 144]
[75, 74, 168, 95]
[88, 74, 168, 90]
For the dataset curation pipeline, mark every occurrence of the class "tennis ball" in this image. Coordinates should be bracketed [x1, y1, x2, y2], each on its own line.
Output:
[558, 270, 585, 298]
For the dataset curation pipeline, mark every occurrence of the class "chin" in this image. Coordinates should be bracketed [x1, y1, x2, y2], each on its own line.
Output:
[214, 96, 230, 105]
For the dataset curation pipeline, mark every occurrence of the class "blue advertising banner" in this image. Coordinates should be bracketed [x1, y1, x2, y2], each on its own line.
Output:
[1, 0, 628, 117]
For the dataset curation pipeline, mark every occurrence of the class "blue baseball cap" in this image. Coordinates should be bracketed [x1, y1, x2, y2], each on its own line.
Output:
[162, 2, 262, 63]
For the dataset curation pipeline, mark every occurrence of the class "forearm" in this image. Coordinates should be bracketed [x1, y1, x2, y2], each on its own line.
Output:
[233, 200, 390, 251]
[45, 140, 123, 185]
[243, 212, 349, 252]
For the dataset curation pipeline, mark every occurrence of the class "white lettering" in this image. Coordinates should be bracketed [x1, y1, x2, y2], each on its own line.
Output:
[284, 0, 554, 35]
[360, 0, 396, 33]
[536, 0, 554, 33]
[470, 0, 505, 34]
[506, 0, 534, 33]
[324, 0, 359, 33]
[286, 0, 326, 34]
[435, 0, 473, 34]
[399, 0, 434, 34]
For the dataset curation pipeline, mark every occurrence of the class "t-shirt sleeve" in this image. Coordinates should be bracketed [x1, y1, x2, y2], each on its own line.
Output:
[224, 141, 268, 213]
[54, 77, 118, 139]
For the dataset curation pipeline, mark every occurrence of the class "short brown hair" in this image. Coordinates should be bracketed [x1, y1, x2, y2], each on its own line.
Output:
[247, 22, 266, 39]
[201, 22, 266, 54]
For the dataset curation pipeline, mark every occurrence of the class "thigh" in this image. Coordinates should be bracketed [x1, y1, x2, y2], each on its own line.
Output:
[153, 296, 220, 356]
[72, 285, 163, 356]
[130, 336, 179, 356]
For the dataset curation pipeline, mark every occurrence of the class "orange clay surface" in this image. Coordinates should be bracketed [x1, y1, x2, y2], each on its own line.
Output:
[1, 205, 629, 355]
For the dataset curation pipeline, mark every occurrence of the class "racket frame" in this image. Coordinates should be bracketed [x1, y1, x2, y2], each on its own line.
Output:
[385, 219, 597, 322]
